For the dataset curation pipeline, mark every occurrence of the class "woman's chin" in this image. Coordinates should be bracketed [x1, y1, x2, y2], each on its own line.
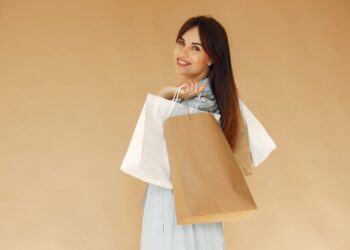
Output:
[175, 68, 190, 77]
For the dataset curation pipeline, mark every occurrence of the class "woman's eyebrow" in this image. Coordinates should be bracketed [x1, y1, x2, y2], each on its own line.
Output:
[179, 37, 203, 47]
[192, 42, 203, 47]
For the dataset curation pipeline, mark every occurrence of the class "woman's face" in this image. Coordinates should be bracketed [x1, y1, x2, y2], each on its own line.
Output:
[174, 26, 212, 82]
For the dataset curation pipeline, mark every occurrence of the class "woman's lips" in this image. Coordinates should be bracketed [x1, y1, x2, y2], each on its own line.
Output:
[177, 58, 191, 67]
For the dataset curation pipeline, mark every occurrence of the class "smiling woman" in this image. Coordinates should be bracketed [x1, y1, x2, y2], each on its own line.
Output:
[140, 15, 242, 250]
[174, 26, 213, 82]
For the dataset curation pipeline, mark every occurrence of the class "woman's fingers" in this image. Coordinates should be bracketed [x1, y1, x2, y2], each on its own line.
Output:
[198, 83, 206, 93]
[178, 79, 206, 99]
[193, 80, 198, 93]
[190, 79, 195, 92]
[189, 79, 198, 94]
[180, 79, 199, 92]
[180, 82, 190, 92]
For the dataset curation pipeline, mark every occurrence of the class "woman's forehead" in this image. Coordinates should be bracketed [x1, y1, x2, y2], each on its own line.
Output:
[181, 26, 201, 43]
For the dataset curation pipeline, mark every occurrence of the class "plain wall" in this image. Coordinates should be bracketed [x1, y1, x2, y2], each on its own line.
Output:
[0, 0, 349, 249]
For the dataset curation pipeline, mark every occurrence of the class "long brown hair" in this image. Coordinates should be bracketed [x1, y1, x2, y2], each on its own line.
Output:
[176, 15, 242, 152]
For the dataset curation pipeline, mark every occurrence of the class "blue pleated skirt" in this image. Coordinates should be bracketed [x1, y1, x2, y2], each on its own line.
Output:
[140, 183, 225, 250]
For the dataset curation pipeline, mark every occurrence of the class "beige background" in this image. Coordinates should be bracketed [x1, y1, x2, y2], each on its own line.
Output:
[0, 0, 349, 249]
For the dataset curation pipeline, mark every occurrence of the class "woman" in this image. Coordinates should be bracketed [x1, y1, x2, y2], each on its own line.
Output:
[140, 15, 242, 250]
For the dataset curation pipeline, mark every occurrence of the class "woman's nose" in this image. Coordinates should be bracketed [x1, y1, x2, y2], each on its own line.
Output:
[179, 46, 190, 58]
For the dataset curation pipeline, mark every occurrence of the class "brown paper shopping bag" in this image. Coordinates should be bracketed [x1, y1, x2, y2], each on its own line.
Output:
[164, 112, 257, 225]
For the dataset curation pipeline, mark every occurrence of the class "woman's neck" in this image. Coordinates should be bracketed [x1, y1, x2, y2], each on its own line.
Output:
[180, 74, 209, 83]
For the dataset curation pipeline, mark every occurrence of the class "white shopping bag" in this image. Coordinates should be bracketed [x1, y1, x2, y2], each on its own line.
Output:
[120, 90, 221, 189]
[238, 100, 277, 166]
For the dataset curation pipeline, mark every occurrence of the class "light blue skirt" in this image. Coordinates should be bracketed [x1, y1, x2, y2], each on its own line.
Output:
[140, 183, 225, 250]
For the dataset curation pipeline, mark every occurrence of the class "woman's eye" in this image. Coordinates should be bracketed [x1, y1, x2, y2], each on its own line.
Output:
[192, 46, 200, 51]
[178, 40, 185, 46]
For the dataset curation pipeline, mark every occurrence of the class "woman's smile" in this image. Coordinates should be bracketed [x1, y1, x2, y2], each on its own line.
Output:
[177, 58, 191, 67]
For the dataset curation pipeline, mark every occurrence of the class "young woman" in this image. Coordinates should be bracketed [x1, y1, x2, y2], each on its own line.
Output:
[140, 15, 242, 250]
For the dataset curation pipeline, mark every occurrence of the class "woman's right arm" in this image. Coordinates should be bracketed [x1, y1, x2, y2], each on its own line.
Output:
[156, 86, 177, 100]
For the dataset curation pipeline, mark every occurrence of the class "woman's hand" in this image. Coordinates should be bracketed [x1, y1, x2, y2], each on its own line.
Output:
[177, 79, 207, 100]
[156, 79, 207, 100]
